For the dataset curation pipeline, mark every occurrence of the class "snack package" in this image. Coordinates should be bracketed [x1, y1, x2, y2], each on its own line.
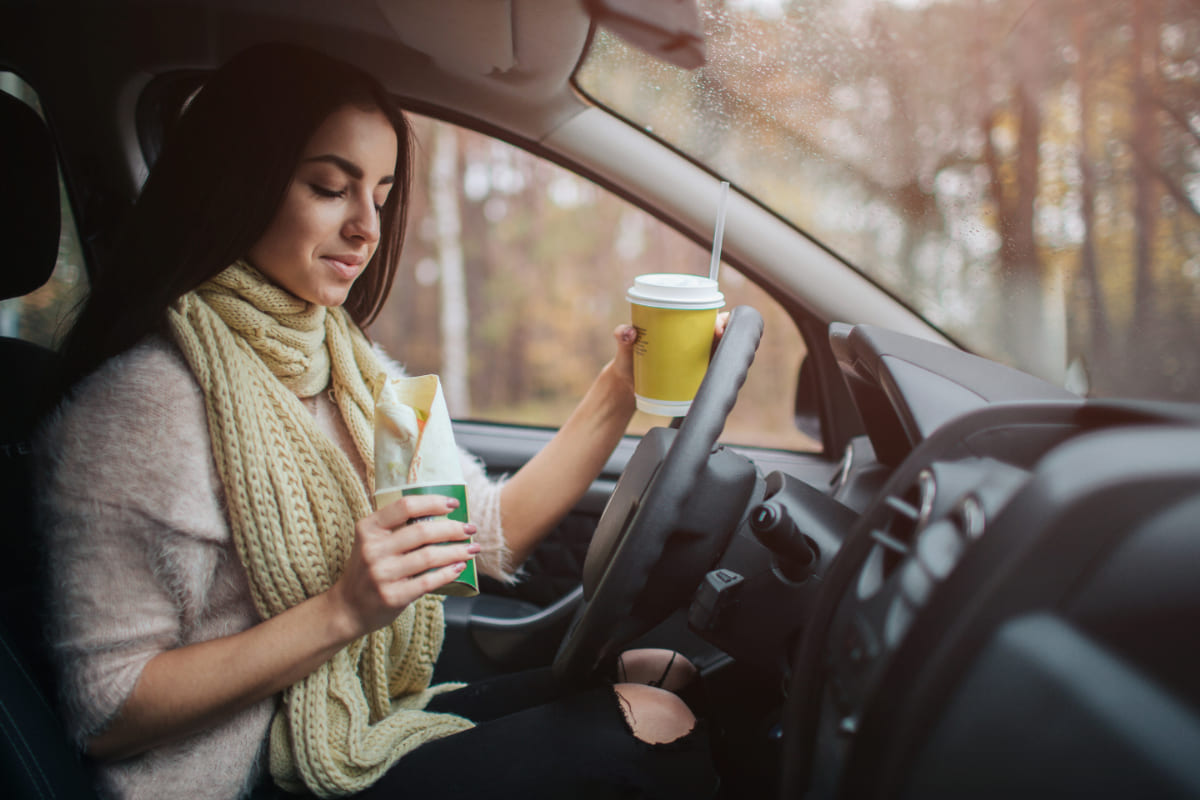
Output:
[374, 374, 478, 597]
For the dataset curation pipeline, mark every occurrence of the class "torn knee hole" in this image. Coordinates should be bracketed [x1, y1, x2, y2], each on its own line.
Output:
[613, 684, 697, 745]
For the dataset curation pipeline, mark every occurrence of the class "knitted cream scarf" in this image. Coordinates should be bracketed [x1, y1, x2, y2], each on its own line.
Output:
[168, 261, 473, 797]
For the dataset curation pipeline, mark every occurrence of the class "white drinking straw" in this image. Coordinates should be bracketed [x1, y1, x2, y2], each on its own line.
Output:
[709, 180, 730, 284]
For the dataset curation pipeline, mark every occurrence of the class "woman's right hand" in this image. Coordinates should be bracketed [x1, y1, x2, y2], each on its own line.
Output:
[329, 494, 479, 638]
[85, 493, 477, 761]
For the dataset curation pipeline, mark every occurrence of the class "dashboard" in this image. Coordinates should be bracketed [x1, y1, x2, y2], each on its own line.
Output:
[698, 324, 1200, 798]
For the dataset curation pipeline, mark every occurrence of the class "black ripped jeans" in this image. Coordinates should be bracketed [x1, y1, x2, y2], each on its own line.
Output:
[277, 666, 718, 800]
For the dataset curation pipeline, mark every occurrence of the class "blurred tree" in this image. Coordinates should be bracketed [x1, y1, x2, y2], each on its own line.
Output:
[1071, 0, 1112, 375]
[1131, 0, 1163, 344]
[431, 122, 470, 415]
[979, 0, 1049, 377]
[369, 113, 812, 450]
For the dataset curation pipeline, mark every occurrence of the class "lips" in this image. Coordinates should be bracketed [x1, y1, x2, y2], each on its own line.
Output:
[323, 254, 367, 279]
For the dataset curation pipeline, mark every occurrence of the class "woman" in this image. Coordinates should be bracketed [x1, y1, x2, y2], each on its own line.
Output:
[40, 43, 718, 799]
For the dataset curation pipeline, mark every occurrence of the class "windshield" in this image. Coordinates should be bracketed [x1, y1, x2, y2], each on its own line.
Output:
[578, 0, 1200, 402]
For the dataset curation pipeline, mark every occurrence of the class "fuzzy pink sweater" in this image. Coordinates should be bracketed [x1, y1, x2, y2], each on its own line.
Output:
[38, 337, 512, 799]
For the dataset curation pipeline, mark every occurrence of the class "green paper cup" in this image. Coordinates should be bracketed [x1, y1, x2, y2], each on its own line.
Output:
[627, 273, 725, 417]
[374, 483, 479, 597]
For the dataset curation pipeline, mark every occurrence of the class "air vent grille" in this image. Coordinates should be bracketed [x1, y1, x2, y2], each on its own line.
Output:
[856, 470, 936, 600]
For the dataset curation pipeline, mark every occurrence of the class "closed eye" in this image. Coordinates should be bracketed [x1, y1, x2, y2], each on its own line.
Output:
[309, 183, 346, 199]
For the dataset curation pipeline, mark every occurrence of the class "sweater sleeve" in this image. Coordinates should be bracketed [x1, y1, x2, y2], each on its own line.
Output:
[458, 450, 517, 584]
[36, 341, 254, 746]
[372, 345, 518, 584]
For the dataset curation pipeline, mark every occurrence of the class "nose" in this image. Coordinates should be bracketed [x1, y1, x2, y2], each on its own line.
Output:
[344, 190, 381, 245]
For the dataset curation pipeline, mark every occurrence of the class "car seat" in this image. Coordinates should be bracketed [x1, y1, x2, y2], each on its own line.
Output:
[0, 88, 101, 800]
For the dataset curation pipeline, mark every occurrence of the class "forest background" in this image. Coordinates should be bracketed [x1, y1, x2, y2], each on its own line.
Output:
[5, 0, 1200, 452]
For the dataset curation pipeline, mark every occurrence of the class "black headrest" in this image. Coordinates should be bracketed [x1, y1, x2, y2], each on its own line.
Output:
[0, 90, 60, 302]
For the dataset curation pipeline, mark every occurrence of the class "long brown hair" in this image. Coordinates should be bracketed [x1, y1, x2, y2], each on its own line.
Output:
[58, 42, 411, 391]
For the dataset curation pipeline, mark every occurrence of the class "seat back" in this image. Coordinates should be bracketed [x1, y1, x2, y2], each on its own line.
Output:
[0, 88, 101, 799]
[0, 86, 60, 697]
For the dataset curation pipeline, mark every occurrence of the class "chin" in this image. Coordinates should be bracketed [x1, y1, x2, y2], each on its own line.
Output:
[302, 281, 355, 308]
[316, 291, 353, 308]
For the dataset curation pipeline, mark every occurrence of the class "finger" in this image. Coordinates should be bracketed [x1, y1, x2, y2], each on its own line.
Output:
[612, 324, 637, 372]
[715, 311, 730, 338]
[371, 493, 461, 532]
[425, 561, 470, 594]
[710, 312, 731, 357]
[400, 561, 470, 602]
[603, 324, 638, 396]
[366, 520, 476, 561]
[613, 323, 638, 352]
[373, 540, 480, 583]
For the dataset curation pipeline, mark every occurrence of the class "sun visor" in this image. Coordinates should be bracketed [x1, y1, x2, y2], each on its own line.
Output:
[376, 0, 515, 76]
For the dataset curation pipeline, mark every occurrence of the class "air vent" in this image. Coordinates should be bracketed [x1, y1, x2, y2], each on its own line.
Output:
[876, 469, 936, 572]
[856, 470, 936, 600]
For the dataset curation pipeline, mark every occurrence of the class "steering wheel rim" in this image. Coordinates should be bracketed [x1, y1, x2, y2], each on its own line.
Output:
[553, 305, 764, 684]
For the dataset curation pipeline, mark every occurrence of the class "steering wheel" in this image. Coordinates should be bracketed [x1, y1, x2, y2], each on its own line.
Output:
[553, 305, 764, 684]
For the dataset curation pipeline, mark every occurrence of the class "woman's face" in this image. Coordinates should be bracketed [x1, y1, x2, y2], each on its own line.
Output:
[247, 104, 398, 307]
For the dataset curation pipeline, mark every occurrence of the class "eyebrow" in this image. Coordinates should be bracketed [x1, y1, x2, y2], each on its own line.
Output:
[302, 154, 394, 185]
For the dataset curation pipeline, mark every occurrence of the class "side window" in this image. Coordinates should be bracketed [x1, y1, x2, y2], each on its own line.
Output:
[368, 115, 816, 451]
[0, 73, 88, 350]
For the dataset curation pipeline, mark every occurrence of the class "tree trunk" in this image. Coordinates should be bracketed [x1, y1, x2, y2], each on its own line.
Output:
[1131, 0, 1162, 341]
[1073, 3, 1110, 377]
[979, 2, 1048, 379]
[432, 123, 471, 416]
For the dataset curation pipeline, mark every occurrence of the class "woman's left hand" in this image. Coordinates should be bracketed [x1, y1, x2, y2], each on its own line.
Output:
[501, 314, 727, 565]
[607, 311, 729, 394]
[608, 324, 638, 395]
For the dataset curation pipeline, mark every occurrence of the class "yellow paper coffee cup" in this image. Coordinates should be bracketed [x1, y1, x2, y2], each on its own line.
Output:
[374, 483, 479, 597]
[627, 273, 725, 417]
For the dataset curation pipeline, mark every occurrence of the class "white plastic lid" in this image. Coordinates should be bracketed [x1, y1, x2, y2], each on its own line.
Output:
[626, 273, 725, 310]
